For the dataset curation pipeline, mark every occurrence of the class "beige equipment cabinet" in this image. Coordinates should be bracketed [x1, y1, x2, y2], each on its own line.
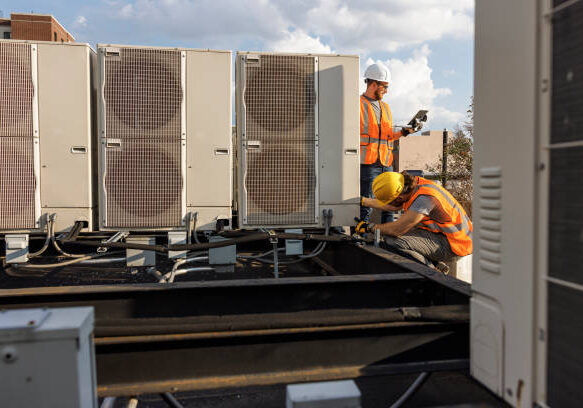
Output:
[472, 0, 582, 406]
[236, 52, 360, 229]
[0, 40, 95, 233]
[97, 45, 232, 231]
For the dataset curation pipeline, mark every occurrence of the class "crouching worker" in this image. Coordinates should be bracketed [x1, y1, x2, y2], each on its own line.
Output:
[356, 171, 472, 268]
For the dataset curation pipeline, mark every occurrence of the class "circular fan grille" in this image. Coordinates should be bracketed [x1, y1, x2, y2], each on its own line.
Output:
[244, 56, 315, 133]
[106, 145, 182, 218]
[105, 55, 182, 131]
[246, 145, 314, 215]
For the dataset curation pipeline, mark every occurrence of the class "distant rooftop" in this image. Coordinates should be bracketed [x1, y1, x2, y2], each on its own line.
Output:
[1, 12, 75, 42]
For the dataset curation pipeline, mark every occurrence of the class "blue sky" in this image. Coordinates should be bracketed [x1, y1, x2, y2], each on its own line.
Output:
[2, 0, 474, 131]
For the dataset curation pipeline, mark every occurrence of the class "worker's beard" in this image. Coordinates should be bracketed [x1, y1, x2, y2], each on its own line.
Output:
[374, 88, 384, 100]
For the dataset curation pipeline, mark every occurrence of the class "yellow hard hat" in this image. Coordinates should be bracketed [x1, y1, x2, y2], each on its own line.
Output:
[372, 172, 405, 205]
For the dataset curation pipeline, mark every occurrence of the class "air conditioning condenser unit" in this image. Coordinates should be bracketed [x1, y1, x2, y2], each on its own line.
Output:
[236, 52, 360, 228]
[0, 40, 95, 233]
[97, 45, 232, 230]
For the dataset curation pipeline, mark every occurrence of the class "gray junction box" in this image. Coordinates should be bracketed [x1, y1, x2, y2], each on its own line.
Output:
[0, 307, 97, 408]
[286, 380, 361, 408]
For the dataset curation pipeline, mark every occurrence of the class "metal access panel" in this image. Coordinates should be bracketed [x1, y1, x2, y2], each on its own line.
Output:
[98, 45, 232, 231]
[236, 52, 359, 229]
[0, 40, 95, 233]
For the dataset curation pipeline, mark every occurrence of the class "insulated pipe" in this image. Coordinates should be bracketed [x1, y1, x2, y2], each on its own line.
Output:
[100, 397, 116, 408]
[389, 372, 431, 408]
[11, 252, 125, 269]
[29, 214, 51, 258]
[166, 256, 209, 284]
[160, 392, 185, 408]
[192, 212, 201, 244]
[161, 266, 215, 283]
[78, 257, 126, 265]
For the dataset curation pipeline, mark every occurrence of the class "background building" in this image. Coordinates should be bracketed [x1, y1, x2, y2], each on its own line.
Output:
[0, 13, 74, 42]
[398, 130, 452, 175]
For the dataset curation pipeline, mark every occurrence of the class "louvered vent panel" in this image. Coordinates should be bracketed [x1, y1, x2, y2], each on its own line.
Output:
[243, 54, 317, 226]
[478, 167, 502, 274]
[0, 42, 36, 230]
[103, 47, 183, 228]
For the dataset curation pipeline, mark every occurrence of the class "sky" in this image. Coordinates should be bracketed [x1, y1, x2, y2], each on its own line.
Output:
[2, 0, 475, 131]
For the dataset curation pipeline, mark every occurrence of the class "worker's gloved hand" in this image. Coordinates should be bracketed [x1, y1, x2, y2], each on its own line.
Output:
[401, 127, 415, 136]
[354, 218, 375, 234]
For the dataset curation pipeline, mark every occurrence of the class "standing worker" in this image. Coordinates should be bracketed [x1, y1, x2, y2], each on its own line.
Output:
[357, 171, 472, 270]
[359, 63, 416, 224]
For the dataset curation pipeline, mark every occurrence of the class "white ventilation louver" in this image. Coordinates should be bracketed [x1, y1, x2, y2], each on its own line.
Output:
[1, 40, 94, 233]
[98, 45, 233, 231]
[236, 52, 360, 228]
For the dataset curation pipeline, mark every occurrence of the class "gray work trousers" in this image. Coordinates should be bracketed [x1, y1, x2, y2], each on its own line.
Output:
[382, 228, 459, 265]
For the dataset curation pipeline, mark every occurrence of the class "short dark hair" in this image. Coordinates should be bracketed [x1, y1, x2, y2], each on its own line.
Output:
[401, 171, 416, 195]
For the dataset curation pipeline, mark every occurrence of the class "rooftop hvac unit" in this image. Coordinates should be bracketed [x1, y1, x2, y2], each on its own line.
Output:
[97, 45, 232, 230]
[0, 40, 95, 233]
[236, 52, 360, 228]
[472, 0, 582, 406]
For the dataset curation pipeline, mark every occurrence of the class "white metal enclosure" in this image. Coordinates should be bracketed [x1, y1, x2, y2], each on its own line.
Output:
[0, 40, 95, 233]
[97, 45, 232, 231]
[236, 52, 360, 228]
[472, 0, 583, 406]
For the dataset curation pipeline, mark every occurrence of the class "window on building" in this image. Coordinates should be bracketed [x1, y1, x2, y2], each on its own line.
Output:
[53, 32, 57, 41]
[3, 32, 10, 39]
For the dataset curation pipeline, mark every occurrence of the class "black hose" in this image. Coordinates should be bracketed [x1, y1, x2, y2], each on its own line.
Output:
[389, 372, 431, 408]
[59, 239, 168, 253]
[58, 231, 362, 253]
[160, 392, 185, 408]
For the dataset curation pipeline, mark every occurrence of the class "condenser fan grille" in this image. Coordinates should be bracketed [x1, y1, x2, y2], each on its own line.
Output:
[104, 48, 182, 137]
[243, 54, 317, 226]
[105, 140, 183, 228]
[102, 47, 184, 228]
[0, 42, 36, 230]
[0, 138, 36, 230]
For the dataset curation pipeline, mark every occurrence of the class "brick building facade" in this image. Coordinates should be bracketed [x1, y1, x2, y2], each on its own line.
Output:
[0, 13, 74, 42]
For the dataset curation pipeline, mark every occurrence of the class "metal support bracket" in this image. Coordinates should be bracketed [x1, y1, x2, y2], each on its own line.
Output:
[268, 230, 279, 279]
[97, 231, 129, 253]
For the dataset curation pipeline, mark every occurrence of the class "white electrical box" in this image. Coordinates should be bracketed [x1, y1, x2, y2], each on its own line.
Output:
[0, 307, 97, 408]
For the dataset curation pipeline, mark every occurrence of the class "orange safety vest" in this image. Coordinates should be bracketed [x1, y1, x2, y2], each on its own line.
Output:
[360, 96, 397, 166]
[403, 177, 473, 256]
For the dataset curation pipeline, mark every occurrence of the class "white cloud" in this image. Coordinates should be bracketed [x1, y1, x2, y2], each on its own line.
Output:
[267, 29, 333, 54]
[108, 0, 473, 54]
[72, 15, 87, 29]
[362, 45, 464, 128]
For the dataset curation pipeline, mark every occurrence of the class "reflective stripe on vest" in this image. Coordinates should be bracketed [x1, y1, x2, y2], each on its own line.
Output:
[360, 96, 395, 166]
[403, 177, 473, 256]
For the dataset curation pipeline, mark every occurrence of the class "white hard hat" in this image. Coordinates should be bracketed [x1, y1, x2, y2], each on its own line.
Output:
[364, 63, 391, 83]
